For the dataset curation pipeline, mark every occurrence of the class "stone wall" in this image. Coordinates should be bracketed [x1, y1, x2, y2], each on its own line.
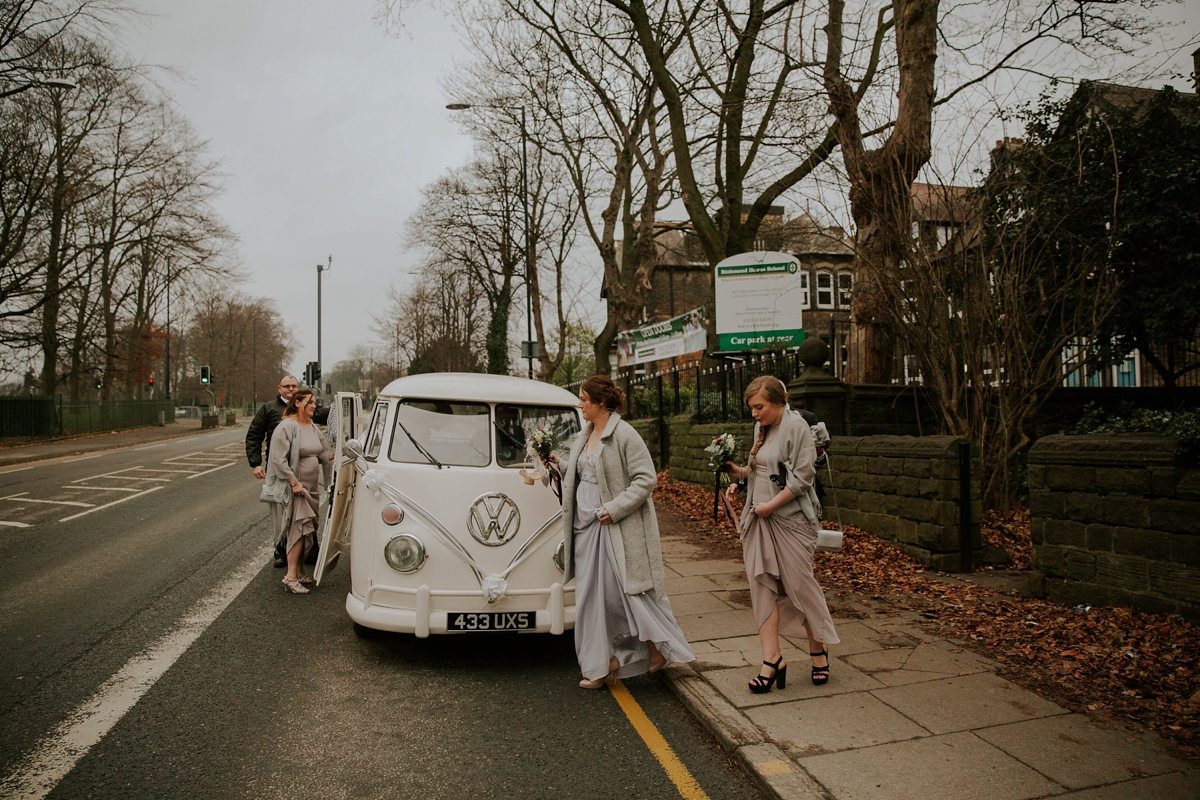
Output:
[649, 411, 980, 571]
[1028, 434, 1200, 619]
[825, 436, 981, 571]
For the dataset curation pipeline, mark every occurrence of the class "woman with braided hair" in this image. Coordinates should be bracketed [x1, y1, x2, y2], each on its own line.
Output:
[724, 376, 839, 692]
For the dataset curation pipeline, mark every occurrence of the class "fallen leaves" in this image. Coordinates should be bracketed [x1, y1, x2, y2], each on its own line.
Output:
[652, 468, 1200, 760]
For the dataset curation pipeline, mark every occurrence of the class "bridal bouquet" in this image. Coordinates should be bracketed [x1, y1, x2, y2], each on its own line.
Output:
[704, 433, 742, 524]
[704, 432, 741, 469]
[520, 427, 563, 502]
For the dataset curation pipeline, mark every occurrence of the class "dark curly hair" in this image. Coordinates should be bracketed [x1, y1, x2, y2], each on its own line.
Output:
[580, 375, 625, 412]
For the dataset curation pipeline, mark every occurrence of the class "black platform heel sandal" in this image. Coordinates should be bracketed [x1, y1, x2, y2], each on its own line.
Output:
[811, 650, 830, 686]
[749, 656, 787, 694]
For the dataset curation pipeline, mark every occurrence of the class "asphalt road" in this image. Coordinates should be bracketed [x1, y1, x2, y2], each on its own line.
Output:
[0, 429, 764, 800]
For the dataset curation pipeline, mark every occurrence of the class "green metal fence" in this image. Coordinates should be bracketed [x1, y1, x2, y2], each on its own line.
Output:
[0, 397, 176, 438]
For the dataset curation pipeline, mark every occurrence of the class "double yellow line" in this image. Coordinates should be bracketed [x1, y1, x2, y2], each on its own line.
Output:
[608, 680, 712, 800]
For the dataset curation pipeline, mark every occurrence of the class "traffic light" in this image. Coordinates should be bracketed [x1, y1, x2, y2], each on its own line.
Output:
[148, 376, 154, 387]
[95, 378, 102, 390]
[200, 365, 210, 384]
[305, 361, 320, 387]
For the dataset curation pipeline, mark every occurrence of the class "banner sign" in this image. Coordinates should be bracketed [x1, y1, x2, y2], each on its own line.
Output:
[616, 306, 707, 366]
[714, 251, 806, 351]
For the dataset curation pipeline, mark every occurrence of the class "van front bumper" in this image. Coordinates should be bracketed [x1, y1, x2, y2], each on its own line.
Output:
[345, 582, 575, 637]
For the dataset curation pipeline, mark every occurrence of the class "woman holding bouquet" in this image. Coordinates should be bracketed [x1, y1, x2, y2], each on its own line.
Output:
[559, 375, 695, 689]
[724, 376, 839, 691]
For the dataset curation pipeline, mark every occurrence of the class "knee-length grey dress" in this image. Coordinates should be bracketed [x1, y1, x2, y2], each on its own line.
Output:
[573, 448, 695, 681]
[742, 431, 840, 646]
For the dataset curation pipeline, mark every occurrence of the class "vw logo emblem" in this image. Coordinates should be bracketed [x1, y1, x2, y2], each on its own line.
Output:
[466, 492, 521, 546]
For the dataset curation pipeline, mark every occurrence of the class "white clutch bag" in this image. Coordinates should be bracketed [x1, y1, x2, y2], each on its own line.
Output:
[816, 528, 843, 552]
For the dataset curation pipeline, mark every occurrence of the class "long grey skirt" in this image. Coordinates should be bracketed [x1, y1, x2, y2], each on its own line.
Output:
[573, 479, 695, 681]
[742, 513, 840, 645]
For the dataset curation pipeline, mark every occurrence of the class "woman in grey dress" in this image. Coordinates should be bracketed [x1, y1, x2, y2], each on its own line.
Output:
[265, 388, 333, 594]
[725, 376, 839, 691]
[558, 376, 695, 689]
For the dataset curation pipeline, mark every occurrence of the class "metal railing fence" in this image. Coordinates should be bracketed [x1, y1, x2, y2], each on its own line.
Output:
[0, 397, 176, 438]
[567, 350, 805, 424]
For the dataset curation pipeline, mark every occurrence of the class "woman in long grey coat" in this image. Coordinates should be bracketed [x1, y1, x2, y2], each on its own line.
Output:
[725, 376, 839, 692]
[559, 375, 695, 688]
[263, 388, 333, 594]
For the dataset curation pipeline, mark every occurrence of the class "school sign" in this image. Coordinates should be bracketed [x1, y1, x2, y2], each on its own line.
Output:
[714, 251, 806, 351]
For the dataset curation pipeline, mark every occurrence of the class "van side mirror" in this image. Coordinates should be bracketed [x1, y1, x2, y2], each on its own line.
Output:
[345, 438, 365, 460]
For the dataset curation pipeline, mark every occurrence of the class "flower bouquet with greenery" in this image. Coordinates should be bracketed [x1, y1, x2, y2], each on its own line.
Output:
[521, 427, 563, 501]
[704, 433, 742, 523]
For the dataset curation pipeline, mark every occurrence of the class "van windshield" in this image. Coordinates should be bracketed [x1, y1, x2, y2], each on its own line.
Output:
[389, 400, 490, 467]
[494, 405, 580, 468]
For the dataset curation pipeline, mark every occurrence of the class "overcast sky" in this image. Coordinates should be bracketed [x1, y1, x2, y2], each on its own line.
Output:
[123, 1, 1197, 379]
[127, 0, 473, 377]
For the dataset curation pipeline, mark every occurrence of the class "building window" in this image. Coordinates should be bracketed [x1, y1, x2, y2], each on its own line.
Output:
[1115, 352, 1139, 387]
[816, 270, 834, 309]
[903, 355, 923, 385]
[837, 271, 852, 308]
[799, 271, 810, 308]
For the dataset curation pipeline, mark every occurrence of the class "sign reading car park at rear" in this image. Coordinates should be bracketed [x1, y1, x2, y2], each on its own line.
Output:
[714, 250, 806, 351]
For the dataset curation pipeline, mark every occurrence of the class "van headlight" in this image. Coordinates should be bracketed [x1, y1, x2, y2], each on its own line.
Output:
[384, 533, 426, 573]
[553, 539, 565, 573]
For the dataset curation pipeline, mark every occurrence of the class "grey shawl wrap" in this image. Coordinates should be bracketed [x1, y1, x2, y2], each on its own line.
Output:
[738, 409, 823, 531]
[561, 412, 666, 596]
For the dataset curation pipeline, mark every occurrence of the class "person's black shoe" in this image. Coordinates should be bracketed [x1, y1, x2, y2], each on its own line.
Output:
[273, 555, 286, 568]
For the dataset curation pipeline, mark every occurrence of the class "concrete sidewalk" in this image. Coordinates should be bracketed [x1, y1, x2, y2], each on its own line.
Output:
[0, 418, 233, 467]
[654, 518, 1199, 800]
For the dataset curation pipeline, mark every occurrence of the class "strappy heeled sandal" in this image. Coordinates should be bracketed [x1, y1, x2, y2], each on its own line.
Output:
[294, 573, 314, 585]
[749, 655, 787, 694]
[282, 577, 310, 595]
[811, 650, 831, 686]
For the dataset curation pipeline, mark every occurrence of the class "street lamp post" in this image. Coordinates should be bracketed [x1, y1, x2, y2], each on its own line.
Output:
[447, 102, 534, 379]
[317, 255, 331, 398]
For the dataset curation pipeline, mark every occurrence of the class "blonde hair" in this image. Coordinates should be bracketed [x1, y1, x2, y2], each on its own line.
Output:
[745, 376, 788, 461]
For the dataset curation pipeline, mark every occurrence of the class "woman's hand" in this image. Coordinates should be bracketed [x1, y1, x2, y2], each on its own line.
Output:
[597, 507, 613, 525]
[327, 451, 335, 462]
[290, 481, 304, 496]
[725, 482, 740, 503]
[753, 499, 775, 518]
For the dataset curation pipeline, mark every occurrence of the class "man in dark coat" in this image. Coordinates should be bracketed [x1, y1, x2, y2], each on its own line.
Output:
[246, 375, 332, 566]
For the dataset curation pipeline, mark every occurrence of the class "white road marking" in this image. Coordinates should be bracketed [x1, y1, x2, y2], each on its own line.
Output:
[70, 467, 149, 483]
[129, 468, 199, 475]
[62, 454, 103, 463]
[0, 520, 32, 528]
[0, 542, 271, 800]
[4, 497, 94, 508]
[185, 462, 238, 480]
[58, 487, 163, 522]
[0, 466, 34, 475]
[66, 486, 141, 493]
[130, 442, 167, 451]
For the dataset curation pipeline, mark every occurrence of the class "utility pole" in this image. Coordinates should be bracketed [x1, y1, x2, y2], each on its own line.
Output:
[317, 255, 331, 400]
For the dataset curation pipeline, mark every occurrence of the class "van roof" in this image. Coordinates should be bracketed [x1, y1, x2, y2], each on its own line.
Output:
[378, 373, 580, 406]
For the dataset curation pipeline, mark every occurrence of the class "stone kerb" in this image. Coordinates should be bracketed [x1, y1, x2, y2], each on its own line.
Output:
[1028, 434, 1199, 619]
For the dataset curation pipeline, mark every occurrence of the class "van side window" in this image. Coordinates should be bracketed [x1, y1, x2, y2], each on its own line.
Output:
[494, 405, 580, 468]
[364, 402, 388, 460]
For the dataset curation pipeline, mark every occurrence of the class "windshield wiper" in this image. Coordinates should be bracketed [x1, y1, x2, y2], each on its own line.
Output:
[395, 417, 443, 469]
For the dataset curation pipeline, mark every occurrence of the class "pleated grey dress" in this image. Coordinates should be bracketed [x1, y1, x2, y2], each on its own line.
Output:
[573, 448, 695, 681]
[742, 429, 840, 646]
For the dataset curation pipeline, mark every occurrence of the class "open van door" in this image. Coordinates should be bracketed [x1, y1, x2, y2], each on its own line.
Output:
[315, 392, 361, 585]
